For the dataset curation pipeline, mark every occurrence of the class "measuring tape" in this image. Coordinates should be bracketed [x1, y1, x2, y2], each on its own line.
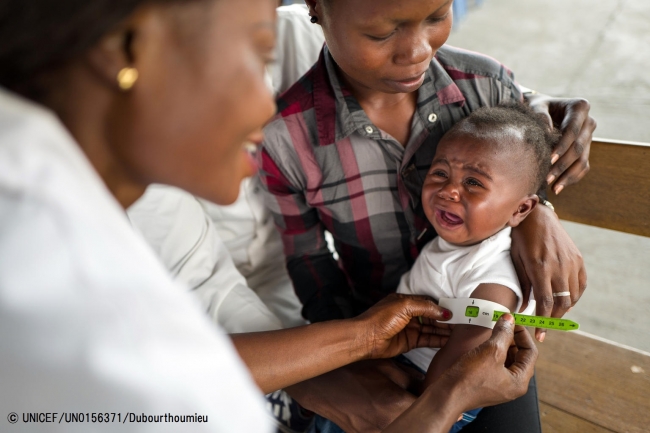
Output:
[491, 310, 579, 331]
[439, 298, 579, 331]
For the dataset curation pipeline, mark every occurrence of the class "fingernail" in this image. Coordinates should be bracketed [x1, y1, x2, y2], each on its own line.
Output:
[538, 332, 546, 343]
[554, 184, 564, 195]
[551, 154, 559, 164]
[546, 174, 555, 184]
[442, 310, 452, 320]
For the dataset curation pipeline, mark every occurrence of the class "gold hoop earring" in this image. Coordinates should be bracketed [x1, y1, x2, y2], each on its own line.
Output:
[117, 67, 139, 91]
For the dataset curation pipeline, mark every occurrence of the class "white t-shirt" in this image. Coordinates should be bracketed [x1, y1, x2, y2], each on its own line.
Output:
[200, 178, 307, 329]
[268, 4, 325, 96]
[128, 185, 283, 333]
[397, 227, 535, 371]
[0, 89, 272, 433]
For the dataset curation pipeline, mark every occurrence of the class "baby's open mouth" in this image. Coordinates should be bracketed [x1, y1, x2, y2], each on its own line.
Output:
[437, 210, 464, 226]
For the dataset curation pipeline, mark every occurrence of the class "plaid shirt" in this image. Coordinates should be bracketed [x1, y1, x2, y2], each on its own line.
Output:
[259, 45, 522, 322]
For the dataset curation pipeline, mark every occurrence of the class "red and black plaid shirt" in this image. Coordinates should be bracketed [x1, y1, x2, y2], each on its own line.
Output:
[259, 45, 522, 322]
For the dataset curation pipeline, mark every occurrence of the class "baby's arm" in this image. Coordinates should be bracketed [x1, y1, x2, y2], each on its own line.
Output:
[422, 283, 518, 390]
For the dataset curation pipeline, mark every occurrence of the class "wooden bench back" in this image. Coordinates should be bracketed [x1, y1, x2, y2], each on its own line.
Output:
[551, 139, 650, 237]
[538, 138, 650, 433]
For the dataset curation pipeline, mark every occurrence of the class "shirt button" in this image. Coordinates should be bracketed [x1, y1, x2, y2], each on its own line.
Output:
[428, 113, 438, 123]
[365, 125, 374, 134]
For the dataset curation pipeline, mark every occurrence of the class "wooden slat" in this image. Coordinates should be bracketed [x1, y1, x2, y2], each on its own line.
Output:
[539, 402, 614, 433]
[536, 331, 650, 433]
[549, 139, 650, 237]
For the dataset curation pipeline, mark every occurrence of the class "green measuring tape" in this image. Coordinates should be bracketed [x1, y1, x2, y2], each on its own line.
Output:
[463, 306, 579, 331]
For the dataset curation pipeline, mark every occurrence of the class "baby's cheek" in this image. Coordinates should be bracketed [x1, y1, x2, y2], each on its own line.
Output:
[466, 213, 492, 235]
[421, 193, 436, 218]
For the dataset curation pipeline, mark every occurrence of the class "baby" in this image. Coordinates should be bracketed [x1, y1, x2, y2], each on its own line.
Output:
[398, 102, 559, 431]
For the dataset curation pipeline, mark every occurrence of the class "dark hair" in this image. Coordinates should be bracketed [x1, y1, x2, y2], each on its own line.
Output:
[445, 101, 560, 193]
[0, 0, 179, 95]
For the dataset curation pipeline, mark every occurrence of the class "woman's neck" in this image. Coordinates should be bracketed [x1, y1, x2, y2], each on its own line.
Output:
[338, 68, 418, 147]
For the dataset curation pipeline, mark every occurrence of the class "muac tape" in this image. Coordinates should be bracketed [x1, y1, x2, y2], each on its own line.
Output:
[439, 298, 579, 331]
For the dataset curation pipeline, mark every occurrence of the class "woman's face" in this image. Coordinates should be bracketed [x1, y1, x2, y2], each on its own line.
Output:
[112, 0, 277, 205]
[314, 0, 453, 94]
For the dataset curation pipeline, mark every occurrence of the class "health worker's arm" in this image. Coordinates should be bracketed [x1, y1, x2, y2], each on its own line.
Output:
[286, 359, 422, 433]
[232, 294, 451, 394]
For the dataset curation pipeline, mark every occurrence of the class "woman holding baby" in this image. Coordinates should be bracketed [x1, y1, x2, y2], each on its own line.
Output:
[0, 0, 593, 432]
[259, 0, 594, 431]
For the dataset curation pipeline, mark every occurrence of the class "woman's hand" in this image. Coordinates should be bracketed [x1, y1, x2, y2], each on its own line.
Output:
[382, 315, 538, 433]
[354, 293, 452, 360]
[525, 93, 597, 194]
[511, 205, 587, 342]
[282, 294, 451, 433]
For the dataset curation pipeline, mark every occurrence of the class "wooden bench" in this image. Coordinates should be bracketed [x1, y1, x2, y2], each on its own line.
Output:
[537, 138, 650, 433]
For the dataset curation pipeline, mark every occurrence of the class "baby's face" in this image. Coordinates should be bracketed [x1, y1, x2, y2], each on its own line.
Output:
[422, 133, 532, 246]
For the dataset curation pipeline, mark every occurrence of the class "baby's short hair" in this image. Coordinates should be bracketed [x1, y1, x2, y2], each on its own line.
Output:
[444, 101, 560, 193]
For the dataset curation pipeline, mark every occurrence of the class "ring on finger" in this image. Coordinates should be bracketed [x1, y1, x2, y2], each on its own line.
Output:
[552, 291, 571, 297]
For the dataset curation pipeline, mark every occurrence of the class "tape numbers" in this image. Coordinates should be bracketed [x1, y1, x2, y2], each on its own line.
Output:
[491, 310, 579, 331]
[465, 306, 479, 318]
[439, 298, 579, 331]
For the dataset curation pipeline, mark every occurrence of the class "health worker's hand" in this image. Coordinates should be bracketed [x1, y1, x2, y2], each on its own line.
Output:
[525, 93, 597, 194]
[382, 315, 538, 433]
[511, 205, 587, 342]
[439, 315, 538, 409]
[353, 293, 452, 360]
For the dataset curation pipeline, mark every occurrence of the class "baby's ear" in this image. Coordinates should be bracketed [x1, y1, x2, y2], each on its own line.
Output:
[508, 194, 539, 227]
